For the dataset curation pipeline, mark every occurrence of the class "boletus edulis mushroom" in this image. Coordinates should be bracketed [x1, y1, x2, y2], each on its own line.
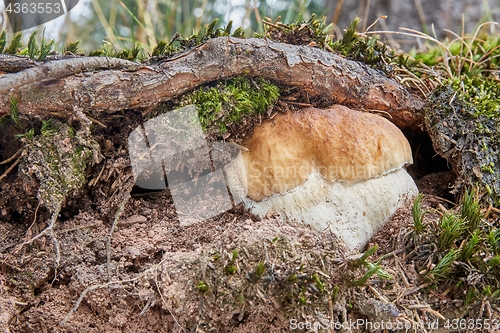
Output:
[225, 105, 418, 250]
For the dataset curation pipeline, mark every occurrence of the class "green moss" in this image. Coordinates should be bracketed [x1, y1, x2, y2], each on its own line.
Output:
[426, 85, 500, 206]
[224, 264, 237, 275]
[197, 281, 209, 293]
[4, 33, 22, 55]
[410, 190, 500, 304]
[438, 212, 464, 250]
[9, 96, 20, 125]
[19, 121, 99, 212]
[63, 40, 82, 55]
[426, 249, 460, 283]
[352, 263, 384, 286]
[460, 230, 482, 261]
[264, 16, 417, 75]
[114, 44, 144, 62]
[145, 19, 233, 61]
[236, 293, 245, 304]
[447, 76, 500, 119]
[311, 273, 325, 293]
[0, 31, 6, 53]
[328, 18, 393, 70]
[196, 236, 358, 321]
[411, 194, 427, 234]
[179, 75, 280, 133]
[12, 31, 54, 60]
[15, 128, 35, 141]
[40, 118, 58, 136]
[263, 14, 332, 47]
[254, 261, 265, 278]
[488, 229, 500, 254]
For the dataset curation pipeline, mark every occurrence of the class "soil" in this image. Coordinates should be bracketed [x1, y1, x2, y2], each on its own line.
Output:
[1, 104, 499, 333]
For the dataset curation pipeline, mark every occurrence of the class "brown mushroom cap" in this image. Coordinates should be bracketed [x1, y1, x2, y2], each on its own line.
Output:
[241, 105, 413, 201]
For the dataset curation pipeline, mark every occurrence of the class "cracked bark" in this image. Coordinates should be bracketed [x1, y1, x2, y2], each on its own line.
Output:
[0, 36, 424, 131]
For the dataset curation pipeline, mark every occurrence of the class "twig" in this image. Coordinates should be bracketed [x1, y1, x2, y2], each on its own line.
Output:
[106, 192, 131, 282]
[262, 20, 281, 30]
[484, 204, 500, 219]
[60, 277, 141, 325]
[403, 282, 432, 297]
[51, 228, 61, 282]
[58, 222, 102, 234]
[139, 294, 155, 317]
[153, 265, 186, 332]
[61, 253, 185, 330]
[281, 101, 313, 107]
[12, 299, 28, 306]
[367, 109, 393, 118]
[424, 194, 456, 206]
[25, 203, 41, 240]
[408, 304, 445, 320]
[0, 57, 139, 93]
[0, 149, 21, 165]
[21, 203, 60, 246]
[20, 203, 62, 267]
[368, 285, 390, 303]
[89, 161, 106, 187]
[85, 114, 107, 129]
[0, 158, 20, 183]
[0, 258, 22, 271]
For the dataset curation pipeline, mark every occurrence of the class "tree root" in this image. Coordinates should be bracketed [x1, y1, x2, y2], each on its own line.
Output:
[0, 158, 20, 183]
[17, 202, 62, 267]
[0, 37, 424, 131]
[106, 187, 132, 282]
[60, 254, 184, 332]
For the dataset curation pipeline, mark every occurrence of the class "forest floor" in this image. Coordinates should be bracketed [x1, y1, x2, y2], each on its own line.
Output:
[1, 103, 498, 333]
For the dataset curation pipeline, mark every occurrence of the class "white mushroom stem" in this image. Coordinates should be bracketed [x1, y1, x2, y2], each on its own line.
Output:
[241, 169, 417, 250]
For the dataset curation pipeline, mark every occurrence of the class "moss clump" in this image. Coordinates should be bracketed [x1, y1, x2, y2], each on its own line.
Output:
[197, 281, 209, 293]
[0, 31, 54, 60]
[202, 237, 349, 320]
[426, 84, 500, 206]
[19, 120, 100, 212]
[329, 17, 395, 71]
[9, 96, 20, 125]
[145, 19, 237, 62]
[409, 190, 500, 304]
[447, 76, 500, 119]
[178, 75, 280, 134]
[224, 264, 237, 275]
[263, 14, 332, 47]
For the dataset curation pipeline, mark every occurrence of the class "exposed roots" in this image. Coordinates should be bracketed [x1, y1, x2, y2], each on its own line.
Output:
[60, 251, 183, 331]
[106, 180, 134, 282]
[0, 158, 20, 183]
[17, 202, 62, 267]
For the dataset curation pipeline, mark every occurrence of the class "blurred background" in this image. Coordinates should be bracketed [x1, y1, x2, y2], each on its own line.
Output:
[0, 0, 499, 53]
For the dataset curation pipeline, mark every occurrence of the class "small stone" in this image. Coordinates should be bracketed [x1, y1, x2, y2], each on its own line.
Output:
[126, 246, 141, 257]
[265, 211, 278, 219]
[123, 215, 147, 224]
